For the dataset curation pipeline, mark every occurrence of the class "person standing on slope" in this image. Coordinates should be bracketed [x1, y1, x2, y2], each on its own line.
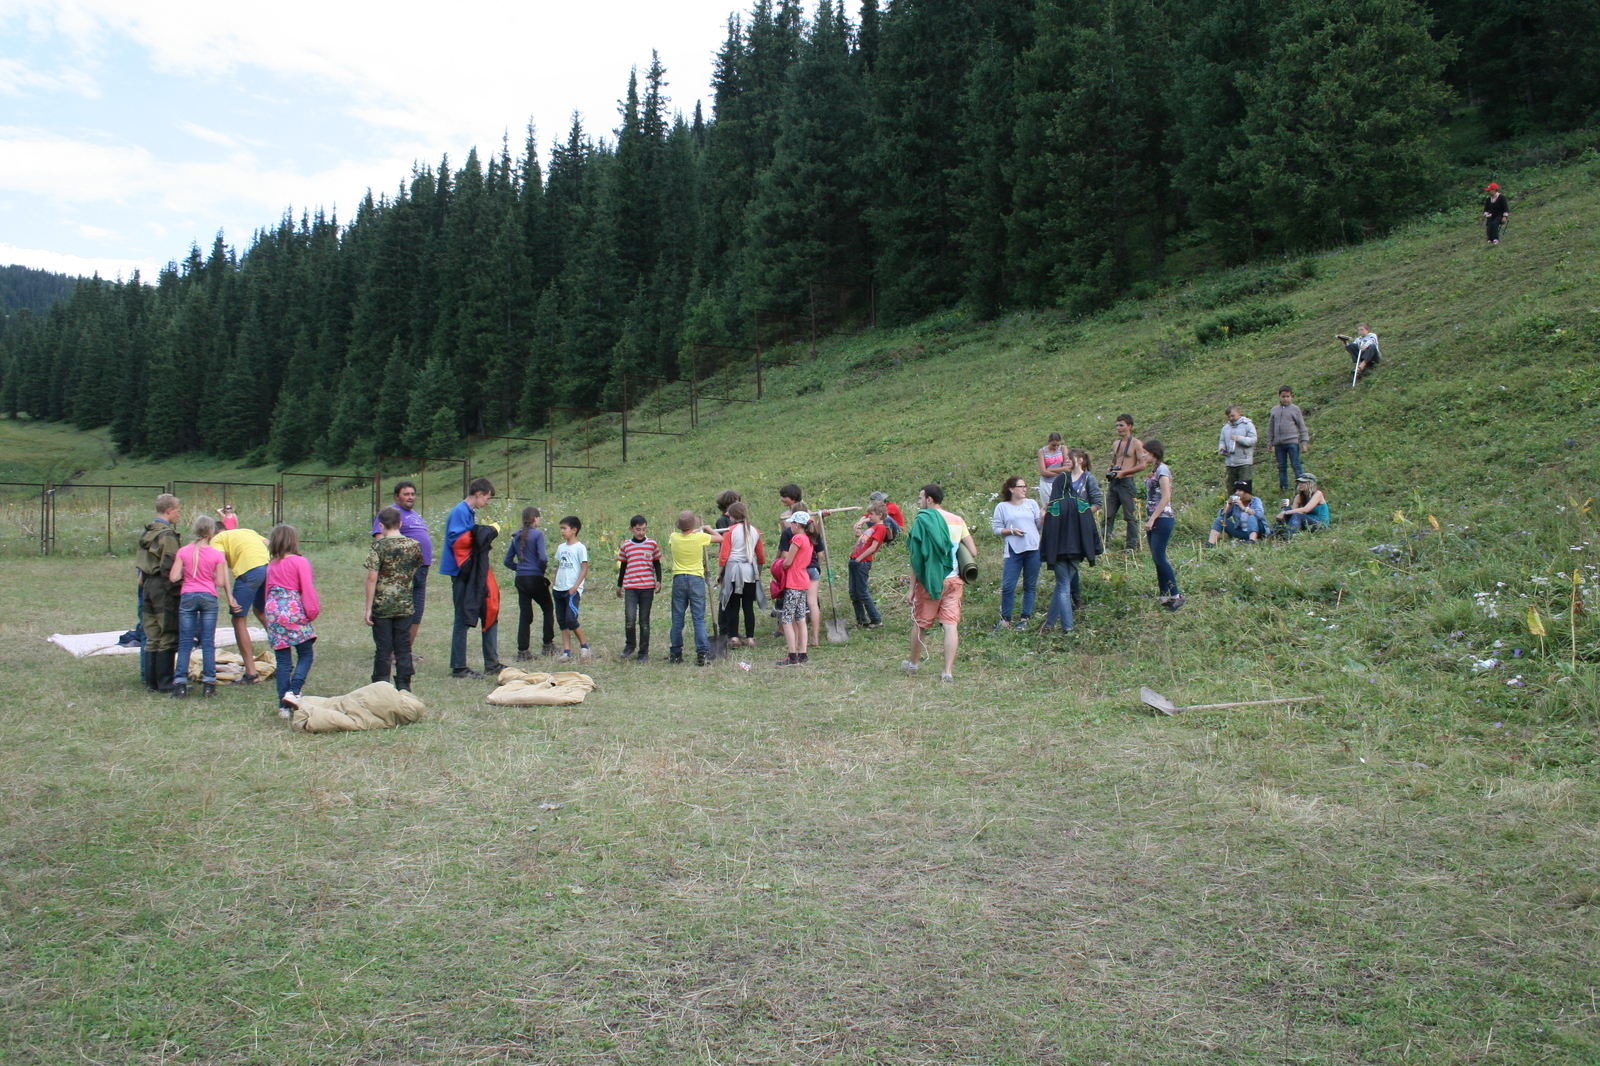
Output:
[1483, 183, 1510, 245]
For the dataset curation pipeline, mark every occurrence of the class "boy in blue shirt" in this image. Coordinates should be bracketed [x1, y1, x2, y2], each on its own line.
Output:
[444, 477, 497, 677]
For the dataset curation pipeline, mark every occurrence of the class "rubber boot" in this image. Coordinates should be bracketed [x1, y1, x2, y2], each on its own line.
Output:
[155, 650, 178, 693]
[142, 651, 158, 692]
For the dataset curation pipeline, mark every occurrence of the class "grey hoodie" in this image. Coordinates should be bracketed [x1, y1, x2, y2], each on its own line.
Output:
[1218, 415, 1258, 467]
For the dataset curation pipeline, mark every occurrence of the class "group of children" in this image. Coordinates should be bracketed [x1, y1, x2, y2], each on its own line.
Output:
[491, 486, 906, 669]
[137, 495, 318, 716]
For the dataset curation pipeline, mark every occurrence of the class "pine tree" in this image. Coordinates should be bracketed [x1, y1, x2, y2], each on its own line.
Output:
[1226, 0, 1454, 249]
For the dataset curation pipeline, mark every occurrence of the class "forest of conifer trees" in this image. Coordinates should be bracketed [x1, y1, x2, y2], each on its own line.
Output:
[1, 0, 1595, 466]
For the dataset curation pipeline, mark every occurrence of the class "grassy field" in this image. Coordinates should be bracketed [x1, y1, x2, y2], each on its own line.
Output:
[2, 159, 1599, 1064]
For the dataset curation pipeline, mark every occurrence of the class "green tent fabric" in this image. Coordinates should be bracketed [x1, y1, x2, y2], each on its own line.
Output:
[907, 507, 955, 595]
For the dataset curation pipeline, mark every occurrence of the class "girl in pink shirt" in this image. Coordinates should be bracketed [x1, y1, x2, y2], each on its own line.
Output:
[167, 515, 238, 698]
[265, 524, 320, 716]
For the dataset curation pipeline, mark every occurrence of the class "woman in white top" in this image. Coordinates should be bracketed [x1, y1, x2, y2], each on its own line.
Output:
[1037, 432, 1066, 505]
[992, 476, 1044, 630]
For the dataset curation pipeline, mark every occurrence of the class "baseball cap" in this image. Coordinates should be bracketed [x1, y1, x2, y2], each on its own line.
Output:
[1486, 183, 1499, 191]
[789, 510, 811, 526]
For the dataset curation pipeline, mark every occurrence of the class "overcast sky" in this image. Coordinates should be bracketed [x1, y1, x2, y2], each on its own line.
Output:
[0, 0, 741, 280]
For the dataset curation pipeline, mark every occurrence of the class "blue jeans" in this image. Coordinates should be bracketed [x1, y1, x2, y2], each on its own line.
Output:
[1213, 513, 1261, 541]
[1042, 560, 1076, 632]
[1285, 512, 1326, 535]
[1147, 515, 1178, 598]
[1000, 549, 1040, 621]
[450, 575, 501, 671]
[848, 559, 881, 625]
[175, 591, 219, 683]
[669, 574, 709, 658]
[230, 564, 268, 618]
[1274, 443, 1303, 491]
[275, 640, 314, 700]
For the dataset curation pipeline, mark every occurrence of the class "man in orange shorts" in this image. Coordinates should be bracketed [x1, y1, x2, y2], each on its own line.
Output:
[903, 483, 978, 682]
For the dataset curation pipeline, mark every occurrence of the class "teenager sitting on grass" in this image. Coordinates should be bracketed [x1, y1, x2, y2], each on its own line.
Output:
[1278, 474, 1329, 535]
[1209, 482, 1268, 545]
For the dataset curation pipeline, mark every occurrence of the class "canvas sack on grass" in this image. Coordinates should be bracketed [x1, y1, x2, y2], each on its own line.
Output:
[487, 667, 597, 706]
[187, 648, 276, 682]
[291, 682, 424, 733]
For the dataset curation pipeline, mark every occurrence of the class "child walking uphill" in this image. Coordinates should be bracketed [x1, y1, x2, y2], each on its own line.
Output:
[552, 516, 590, 663]
[616, 515, 662, 662]
[266, 524, 320, 717]
[167, 514, 239, 699]
[504, 507, 555, 660]
[667, 510, 724, 666]
[365, 506, 423, 691]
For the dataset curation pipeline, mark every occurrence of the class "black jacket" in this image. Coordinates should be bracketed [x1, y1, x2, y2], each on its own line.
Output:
[456, 524, 500, 628]
[1040, 474, 1101, 566]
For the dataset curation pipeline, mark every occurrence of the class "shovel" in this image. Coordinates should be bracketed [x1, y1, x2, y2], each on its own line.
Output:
[1140, 686, 1321, 716]
[818, 512, 849, 643]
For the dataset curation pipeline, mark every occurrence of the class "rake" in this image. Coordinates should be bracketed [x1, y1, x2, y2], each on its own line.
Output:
[1140, 686, 1321, 716]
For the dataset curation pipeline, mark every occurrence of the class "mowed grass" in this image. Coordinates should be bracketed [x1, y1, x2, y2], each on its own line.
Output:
[3, 530, 1598, 1064]
[4, 160, 1600, 1062]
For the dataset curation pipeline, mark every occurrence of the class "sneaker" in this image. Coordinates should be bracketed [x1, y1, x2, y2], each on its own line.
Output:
[695, 652, 707, 666]
[618, 647, 635, 661]
[284, 691, 303, 708]
[201, 682, 217, 698]
[1015, 619, 1028, 633]
[992, 621, 1012, 634]
[579, 646, 593, 662]
[797, 653, 809, 664]
[901, 660, 918, 675]
[776, 654, 799, 667]
[557, 651, 573, 664]
[171, 681, 189, 699]
[451, 667, 485, 679]
[635, 651, 650, 662]
[485, 662, 507, 674]
[278, 707, 292, 719]
[668, 654, 683, 664]
[515, 650, 533, 662]
[940, 673, 954, 683]
[1167, 594, 1186, 612]
[541, 644, 557, 658]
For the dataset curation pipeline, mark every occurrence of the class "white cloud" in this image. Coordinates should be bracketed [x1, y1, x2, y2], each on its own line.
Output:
[0, 55, 98, 97]
[0, 0, 740, 271]
[18, 0, 732, 141]
[0, 241, 154, 279]
[177, 120, 245, 149]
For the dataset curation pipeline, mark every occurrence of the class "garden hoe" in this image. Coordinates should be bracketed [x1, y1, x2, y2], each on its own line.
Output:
[1140, 686, 1321, 716]
[818, 512, 849, 643]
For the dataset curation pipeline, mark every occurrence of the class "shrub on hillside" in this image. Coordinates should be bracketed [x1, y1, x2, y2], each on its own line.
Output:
[1195, 302, 1298, 345]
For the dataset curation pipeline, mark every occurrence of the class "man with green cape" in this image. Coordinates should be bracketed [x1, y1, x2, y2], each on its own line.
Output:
[903, 484, 977, 682]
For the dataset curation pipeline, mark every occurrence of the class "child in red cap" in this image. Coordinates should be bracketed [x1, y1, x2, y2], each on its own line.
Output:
[1483, 183, 1509, 245]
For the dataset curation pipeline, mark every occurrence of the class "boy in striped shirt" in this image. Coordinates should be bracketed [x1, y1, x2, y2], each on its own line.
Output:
[615, 515, 662, 662]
